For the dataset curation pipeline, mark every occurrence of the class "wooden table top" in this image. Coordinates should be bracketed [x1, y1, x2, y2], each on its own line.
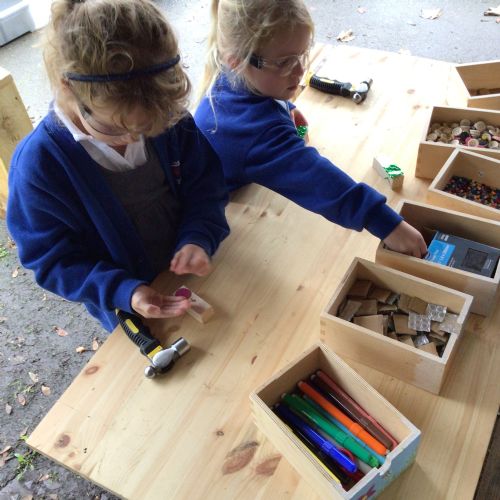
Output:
[28, 45, 500, 500]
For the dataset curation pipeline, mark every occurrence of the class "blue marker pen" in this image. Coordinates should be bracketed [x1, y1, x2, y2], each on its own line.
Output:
[274, 403, 357, 473]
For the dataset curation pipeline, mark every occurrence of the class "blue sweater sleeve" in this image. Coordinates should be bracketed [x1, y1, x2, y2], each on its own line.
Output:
[7, 138, 146, 322]
[171, 118, 230, 256]
[244, 121, 402, 239]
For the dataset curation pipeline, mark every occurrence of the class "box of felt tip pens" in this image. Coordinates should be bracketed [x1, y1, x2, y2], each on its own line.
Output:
[250, 342, 420, 500]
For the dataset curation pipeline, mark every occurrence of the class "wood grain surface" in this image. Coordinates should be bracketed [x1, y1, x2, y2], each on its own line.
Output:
[27, 45, 500, 500]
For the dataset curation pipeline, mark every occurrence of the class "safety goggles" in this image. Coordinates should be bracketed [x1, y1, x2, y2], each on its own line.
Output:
[249, 49, 310, 77]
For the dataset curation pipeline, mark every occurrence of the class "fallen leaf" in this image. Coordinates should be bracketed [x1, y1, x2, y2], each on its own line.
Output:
[41, 385, 51, 396]
[337, 29, 355, 42]
[28, 372, 39, 383]
[0, 316, 7, 323]
[53, 326, 69, 337]
[0, 445, 12, 455]
[12, 266, 19, 278]
[48, 495, 58, 500]
[484, 5, 500, 15]
[17, 394, 26, 406]
[5, 403, 12, 415]
[21, 495, 33, 500]
[357, 7, 367, 14]
[7, 237, 16, 249]
[19, 427, 29, 438]
[42, 293, 47, 301]
[92, 338, 99, 351]
[38, 473, 50, 482]
[399, 48, 412, 55]
[420, 8, 442, 20]
[75, 346, 87, 353]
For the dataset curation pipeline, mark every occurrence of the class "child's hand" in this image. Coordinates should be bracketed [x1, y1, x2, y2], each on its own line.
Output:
[383, 221, 428, 258]
[131, 284, 190, 318]
[170, 244, 212, 276]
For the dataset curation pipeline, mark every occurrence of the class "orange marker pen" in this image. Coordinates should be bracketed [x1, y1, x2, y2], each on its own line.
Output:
[298, 381, 388, 456]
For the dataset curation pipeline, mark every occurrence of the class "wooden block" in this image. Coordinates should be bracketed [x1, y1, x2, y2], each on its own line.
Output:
[417, 342, 439, 356]
[369, 287, 392, 303]
[375, 199, 500, 316]
[415, 106, 500, 180]
[378, 303, 398, 314]
[354, 299, 378, 316]
[250, 343, 421, 499]
[408, 296, 428, 315]
[321, 257, 473, 394]
[338, 299, 361, 321]
[393, 314, 417, 335]
[373, 155, 404, 190]
[398, 335, 415, 347]
[175, 286, 214, 323]
[353, 314, 385, 334]
[397, 293, 412, 313]
[455, 60, 500, 110]
[427, 149, 500, 223]
[0, 67, 33, 217]
[347, 279, 372, 298]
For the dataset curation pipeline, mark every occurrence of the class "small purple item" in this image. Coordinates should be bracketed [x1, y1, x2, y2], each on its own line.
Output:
[175, 287, 192, 299]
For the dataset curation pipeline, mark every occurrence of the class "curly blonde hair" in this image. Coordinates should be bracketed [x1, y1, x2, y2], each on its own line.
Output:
[197, 0, 314, 102]
[44, 0, 191, 135]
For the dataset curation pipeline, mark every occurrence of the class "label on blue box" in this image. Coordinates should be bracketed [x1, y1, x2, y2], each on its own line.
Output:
[425, 239, 455, 266]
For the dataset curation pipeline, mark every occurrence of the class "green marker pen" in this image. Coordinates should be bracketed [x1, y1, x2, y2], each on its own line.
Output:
[282, 393, 380, 468]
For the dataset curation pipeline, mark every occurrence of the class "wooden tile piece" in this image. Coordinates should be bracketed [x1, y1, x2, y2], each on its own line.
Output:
[338, 299, 362, 321]
[368, 287, 392, 303]
[393, 314, 417, 335]
[354, 299, 378, 317]
[408, 296, 428, 315]
[347, 280, 373, 298]
[378, 303, 398, 314]
[353, 315, 385, 334]
[417, 342, 439, 356]
[398, 334, 415, 346]
[398, 294, 412, 313]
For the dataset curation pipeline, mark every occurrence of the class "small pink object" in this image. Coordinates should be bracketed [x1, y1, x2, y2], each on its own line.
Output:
[175, 287, 192, 299]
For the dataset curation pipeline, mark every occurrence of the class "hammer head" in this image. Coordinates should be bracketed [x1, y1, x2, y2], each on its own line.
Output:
[144, 337, 190, 378]
[351, 78, 373, 103]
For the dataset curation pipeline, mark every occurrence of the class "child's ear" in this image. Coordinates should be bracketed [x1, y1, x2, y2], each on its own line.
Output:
[226, 54, 240, 70]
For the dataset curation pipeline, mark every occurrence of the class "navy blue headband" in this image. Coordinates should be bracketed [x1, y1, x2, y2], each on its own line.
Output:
[64, 55, 180, 82]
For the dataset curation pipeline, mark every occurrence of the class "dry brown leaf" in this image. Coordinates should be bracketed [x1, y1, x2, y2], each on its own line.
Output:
[0, 445, 12, 455]
[53, 326, 69, 337]
[38, 473, 50, 482]
[92, 338, 99, 351]
[28, 371, 39, 383]
[75, 346, 87, 353]
[0, 317, 7, 323]
[48, 495, 58, 500]
[41, 385, 51, 396]
[357, 7, 367, 14]
[484, 5, 500, 15]
[5, 403, 12, 415]
[6, 237, 16, 249]
[19, 427, 29, 438]
[17, 394, 26, 406]
[337, 29, 355, 42]
[420, 8, 442, 20]
[21, 495, 33, 500]
[11, 266, 19, 278]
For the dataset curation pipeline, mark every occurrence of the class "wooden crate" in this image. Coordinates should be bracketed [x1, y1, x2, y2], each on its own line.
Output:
[455, 61, 500, 111]
[427, 149, 500, 222]
[415, 106, 500, 179]
[250, 342, 420, 500]
[320, 258, 472, 394]
[375, 200, 500, 316]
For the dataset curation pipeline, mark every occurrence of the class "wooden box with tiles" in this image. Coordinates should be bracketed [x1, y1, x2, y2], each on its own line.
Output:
[250, 342, 420, 500]
[427, 149, 500, 222]
[455, 60, 500, 111]
[415, 105, 500, 180]
[375, 199, 500, 316]
[320, 258, 472, 394]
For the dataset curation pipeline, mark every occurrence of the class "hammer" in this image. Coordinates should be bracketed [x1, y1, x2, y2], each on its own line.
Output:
[116, 309, 190, 378]
[305, 72, 373, 104]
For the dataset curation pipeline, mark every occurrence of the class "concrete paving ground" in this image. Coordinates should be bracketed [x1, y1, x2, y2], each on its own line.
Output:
[0, 1, 499, 499]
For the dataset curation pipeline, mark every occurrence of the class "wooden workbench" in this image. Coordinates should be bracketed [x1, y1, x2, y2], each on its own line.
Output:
[28, 46, 500, 499]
